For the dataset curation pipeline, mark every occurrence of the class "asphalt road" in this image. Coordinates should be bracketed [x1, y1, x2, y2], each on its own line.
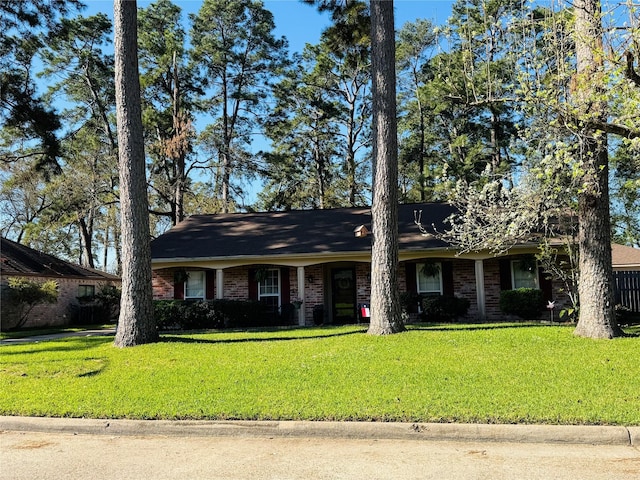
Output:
[1, 429, 639, 480]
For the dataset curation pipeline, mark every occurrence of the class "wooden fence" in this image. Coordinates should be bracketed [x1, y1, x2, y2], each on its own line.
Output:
[614, 271, 640, 312]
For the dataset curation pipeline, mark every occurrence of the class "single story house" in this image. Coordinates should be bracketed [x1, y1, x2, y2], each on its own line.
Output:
[1, 237, 121, 329]
[151, 203, 569, 325]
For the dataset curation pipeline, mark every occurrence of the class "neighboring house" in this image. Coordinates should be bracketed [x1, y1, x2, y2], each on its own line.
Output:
[612, 243, 640, 313]
[612, 243, 640, 271]
[1, 237, 121, 329]
[151, 203, 570, 325]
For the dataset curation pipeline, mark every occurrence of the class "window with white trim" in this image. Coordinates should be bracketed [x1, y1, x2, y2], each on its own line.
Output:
[258, 268, 280, 312]
[416, 262, 443, 295]
[185, 271, 205, 299]
[511, 260, 539, 289]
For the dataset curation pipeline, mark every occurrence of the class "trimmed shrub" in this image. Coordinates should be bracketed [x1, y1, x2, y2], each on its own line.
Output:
[153, 299, 286, 330]
[94, 284, 121, 321]
[499, 288, 544, 320]
[420, 295, 470, 322]
[154, 300, 189, 330]
[616, 304, 640, 326]
[153, 300, 224, 330]
[210, 299, 267, 328]
[400, 291, 420, 315]
[182, 300, 222, 329]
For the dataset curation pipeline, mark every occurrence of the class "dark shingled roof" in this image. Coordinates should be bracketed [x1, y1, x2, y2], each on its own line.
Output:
[1, 237, 119, 280]
[151, 203, 457, 260]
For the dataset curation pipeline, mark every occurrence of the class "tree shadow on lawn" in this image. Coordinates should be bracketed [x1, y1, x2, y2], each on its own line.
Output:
[160, 325, 368, 345]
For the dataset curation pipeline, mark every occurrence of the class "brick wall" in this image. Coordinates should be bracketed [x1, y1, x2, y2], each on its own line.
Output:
[150, 258, 574, 325]
[152, 269, 175, 300]
[224, 267, 249, 300]
[355, 262, 371, 307]
[302, 264, 324, 325]
[483, 258, 573, 321]
[398, 259, 479, 321]
[482, 259, 503, 320]
[453, 259, 479, 318]
[1, 275, 121, 329]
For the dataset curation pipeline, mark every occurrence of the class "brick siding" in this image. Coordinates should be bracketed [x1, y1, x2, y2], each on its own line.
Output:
[151, 257, 573, 325]
[1, 275, 121, 329]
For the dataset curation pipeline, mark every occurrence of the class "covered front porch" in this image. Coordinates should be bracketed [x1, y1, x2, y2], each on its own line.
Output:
[152, 245, 378, 327]
[152, 247, 568, 326]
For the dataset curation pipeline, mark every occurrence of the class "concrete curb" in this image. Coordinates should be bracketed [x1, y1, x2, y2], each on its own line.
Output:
[0, 416, 635, 446]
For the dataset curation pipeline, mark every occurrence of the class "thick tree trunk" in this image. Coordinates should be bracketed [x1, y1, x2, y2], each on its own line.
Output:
[574, 147, 621, 338]
[368, 0, 404, 335]
[171, 53, 186, 225]
[572, 0, 622, 338]
[78, 216, 94, 268]
[113, 0, 158, 347]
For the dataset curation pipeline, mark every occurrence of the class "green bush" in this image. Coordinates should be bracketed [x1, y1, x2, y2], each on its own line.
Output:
[209, 299, 266, 328]
[153, 299, 277, 330]
[182, 300, 222, 329]
[400, 291, 420, 314]
[615, 304, 640, 326]
[420, 295, 470, 322]
[4, 277, 58, 329]
[94, 284, 121, 321]
[153, 300, 224, 330]
[154, 300, 188, 330]
[499, 288, 544, 320]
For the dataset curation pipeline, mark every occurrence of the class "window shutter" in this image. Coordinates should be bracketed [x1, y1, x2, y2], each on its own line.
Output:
[174, 276, 184, 300]
[499, 259, 512, 291]
[248, 268, 258, 301]
[280, 267, 290, 304]
[442, 262, 454, 296]
[206, 270, 215, 300]
[404, 263, 418, 314]
[405, 263, 417, 293]
[539, 268, 553, 301]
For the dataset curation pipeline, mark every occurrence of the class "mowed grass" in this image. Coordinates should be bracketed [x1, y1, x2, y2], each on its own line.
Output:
[1, 323, 639, 425]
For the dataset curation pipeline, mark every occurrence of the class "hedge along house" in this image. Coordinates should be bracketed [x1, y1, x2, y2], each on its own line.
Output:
[0, 237, 121, 329]
[151, 203, 570, 325]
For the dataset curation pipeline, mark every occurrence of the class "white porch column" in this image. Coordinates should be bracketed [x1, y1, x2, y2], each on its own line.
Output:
[216, 269, 224, 300]
[297, 266, 306, 326]
[475, 260, 486, 320]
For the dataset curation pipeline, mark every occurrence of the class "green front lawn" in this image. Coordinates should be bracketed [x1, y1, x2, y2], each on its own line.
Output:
[1, 323, 638, 425]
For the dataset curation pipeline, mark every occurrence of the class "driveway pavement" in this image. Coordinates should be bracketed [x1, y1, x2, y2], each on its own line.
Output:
[0, 329, 116, 345]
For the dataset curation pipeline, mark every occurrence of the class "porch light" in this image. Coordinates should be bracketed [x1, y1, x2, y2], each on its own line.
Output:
[307, 275, 314, 284]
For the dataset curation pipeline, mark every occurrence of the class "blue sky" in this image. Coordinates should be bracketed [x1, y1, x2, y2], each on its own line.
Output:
[77, 1, 457, 215]
[84, 0, 456, 54]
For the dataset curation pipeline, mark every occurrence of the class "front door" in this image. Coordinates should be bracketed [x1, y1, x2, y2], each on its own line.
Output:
[331, 267, 356, 324]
